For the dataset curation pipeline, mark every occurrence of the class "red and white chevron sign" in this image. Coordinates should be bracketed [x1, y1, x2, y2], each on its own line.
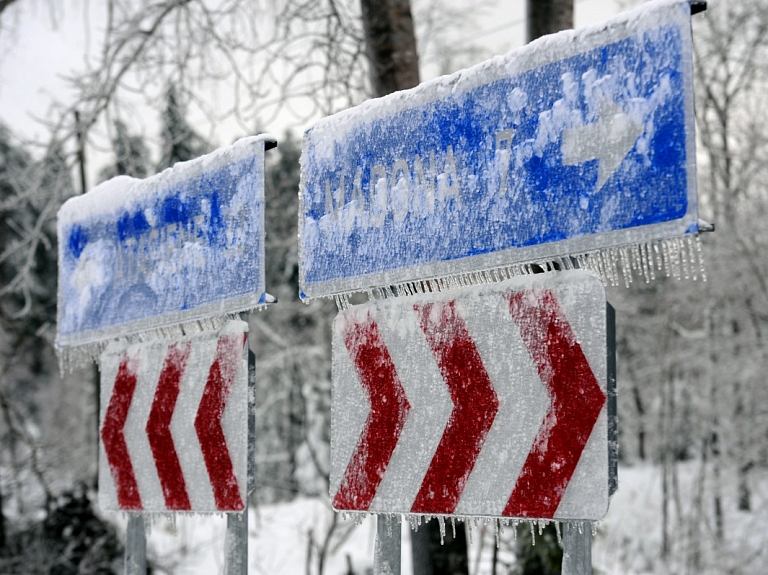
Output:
[98, 321, 248, 513]
[331, 270, 612, 521]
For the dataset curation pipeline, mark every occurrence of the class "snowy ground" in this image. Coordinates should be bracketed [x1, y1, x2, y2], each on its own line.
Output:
[108, 463, 768, 574]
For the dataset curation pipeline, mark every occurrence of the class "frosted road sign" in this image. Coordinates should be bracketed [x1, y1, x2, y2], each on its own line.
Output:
[299, 0, 697, 299]
[57, 135, 273, 352]
[331, 271, 617, 520]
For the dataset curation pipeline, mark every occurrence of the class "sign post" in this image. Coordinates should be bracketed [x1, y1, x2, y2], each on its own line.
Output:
[57, 135, 275, 574]
[296, 1, 704, 573]
[124, 515, 146, 575]
[562, 523, 592, 575]
[374, 515, 401, 575]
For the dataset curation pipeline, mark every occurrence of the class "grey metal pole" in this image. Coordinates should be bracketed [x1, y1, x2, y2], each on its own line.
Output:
[374, 515, 401, 575]
[225, 323, 254, 575]
[561, 522, 592, 575]
[124, 514, 147, 575]
[224, 511, 249, 575]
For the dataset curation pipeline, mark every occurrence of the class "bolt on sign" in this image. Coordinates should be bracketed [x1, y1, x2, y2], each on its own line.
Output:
[299, 0, 700, 300]
[56, 135, 274, 364]
[330, 271, 616, 521]
[99, 320, 249, 513]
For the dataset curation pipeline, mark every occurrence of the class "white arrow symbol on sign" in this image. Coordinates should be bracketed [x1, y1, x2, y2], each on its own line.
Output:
[561, 98, 644, 192]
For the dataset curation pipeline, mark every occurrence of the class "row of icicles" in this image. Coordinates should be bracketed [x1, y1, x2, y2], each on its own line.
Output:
[333, 235, 706, 311]
[339, 511, 598, 548]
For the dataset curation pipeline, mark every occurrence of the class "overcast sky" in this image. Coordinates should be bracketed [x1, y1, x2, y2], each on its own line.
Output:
[0, 0, 622, 156]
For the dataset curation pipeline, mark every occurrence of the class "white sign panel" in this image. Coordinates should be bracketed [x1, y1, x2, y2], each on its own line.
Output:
[331, 271, 615, 520]
[99, 321, 248, 513]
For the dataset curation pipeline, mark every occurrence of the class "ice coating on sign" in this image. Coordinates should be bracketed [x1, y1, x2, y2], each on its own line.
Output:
[57, 136, 271, 352]
[299, 0, 697, 298]
[98, 320, 248, 514]
[330, 270, 611, 521]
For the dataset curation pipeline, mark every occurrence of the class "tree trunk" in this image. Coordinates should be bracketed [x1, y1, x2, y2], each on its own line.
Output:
[360, 0, 420, 97]
[527, 0, 574, 43]
[411, 518, 469, 575]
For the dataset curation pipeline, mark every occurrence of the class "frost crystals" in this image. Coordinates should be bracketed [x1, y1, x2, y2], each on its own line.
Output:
[329, 235, 706, 311]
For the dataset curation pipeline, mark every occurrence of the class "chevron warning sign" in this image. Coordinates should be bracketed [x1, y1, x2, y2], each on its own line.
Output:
[330, 270, 614, 521]
[98, 320, 248, 513]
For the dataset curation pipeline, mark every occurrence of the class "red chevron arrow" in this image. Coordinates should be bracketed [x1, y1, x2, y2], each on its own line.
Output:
[411, 300, 499, 514]
[194, 333, 247, 511]
[333, 311, 411, 510]
[503, 289, 606, 518]
[146, 342, 192, 510]
[101, 353, 142, 510]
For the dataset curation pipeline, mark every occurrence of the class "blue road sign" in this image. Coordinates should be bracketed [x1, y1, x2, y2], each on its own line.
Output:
[57, 136, 273, 350]
[299, 0, 697, 299]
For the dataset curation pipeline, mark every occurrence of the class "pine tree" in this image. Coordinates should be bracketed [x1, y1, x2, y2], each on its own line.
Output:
[100, 120, 150, 181]
[157, 85, 209, 170]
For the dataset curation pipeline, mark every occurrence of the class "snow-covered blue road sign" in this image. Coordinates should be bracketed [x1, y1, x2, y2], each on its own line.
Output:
[299, 0, 697, 299]
[57, 135, 274, 352]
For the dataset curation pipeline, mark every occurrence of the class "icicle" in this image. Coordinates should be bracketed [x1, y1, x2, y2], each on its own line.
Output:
[696, 235, 707, 281]
[661, 239, 671, 278]
[645, 243, 656, 281]
[438, 516, 446, 545]
[591, 521, 598, 537]
[555, 521, 562, 546]
[653, 241, 663, 272]
[687, 235, 698, 281]
[495, 518, 501, 549]
[681, 236, 690, 280]
[640, 242, 649, 282]
[530, 521, 536, 546]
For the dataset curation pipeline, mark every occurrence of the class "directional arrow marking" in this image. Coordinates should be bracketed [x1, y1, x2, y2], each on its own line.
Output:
[333, 312, 411, 510]
[101, 353, 142, 510]
[561, 98, 644, 191]
[503, 289, 606, 518]
[146, 342, 192, 510]
[454, 295, 549, 516]
[367, 306, 453, 512]
[194, 333, 247, 511]
[411, 301, 499, 514]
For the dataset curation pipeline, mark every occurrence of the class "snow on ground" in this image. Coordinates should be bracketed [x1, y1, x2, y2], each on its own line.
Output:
[106, 463, 768, 574]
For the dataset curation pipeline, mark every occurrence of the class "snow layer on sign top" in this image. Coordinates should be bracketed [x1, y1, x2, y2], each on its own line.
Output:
[299, 0, 697, 298]
[98, 320, 248, 514]
[330, 270, 611, 521]
[57, 136, 273, 350]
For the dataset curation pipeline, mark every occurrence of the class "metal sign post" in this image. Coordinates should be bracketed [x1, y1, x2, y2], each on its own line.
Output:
[562, 523, 592, 575]
[374, 515, 401, 575]
[124, 515, 146, 575]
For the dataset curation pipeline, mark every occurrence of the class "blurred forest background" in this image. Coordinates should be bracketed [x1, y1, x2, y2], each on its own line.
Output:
[1, 0, 768, 573]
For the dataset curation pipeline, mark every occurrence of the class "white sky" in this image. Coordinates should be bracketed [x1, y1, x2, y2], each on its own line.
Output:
[0, 0, 622, 173]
